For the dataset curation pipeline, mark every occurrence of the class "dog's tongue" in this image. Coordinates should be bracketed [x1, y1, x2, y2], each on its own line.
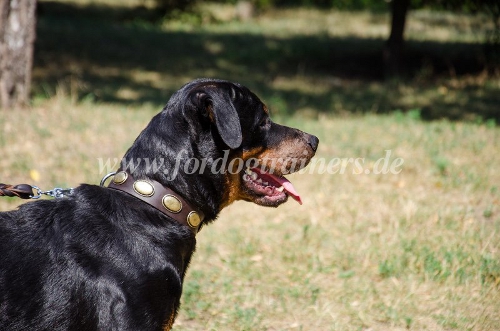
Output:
[251, 168, 302, 205]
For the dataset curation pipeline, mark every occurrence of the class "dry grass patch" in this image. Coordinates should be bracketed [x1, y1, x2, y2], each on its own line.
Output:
[2, 98, 498, 330]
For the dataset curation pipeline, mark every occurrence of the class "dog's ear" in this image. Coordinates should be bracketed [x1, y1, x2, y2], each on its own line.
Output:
[191, 87, 243, 149]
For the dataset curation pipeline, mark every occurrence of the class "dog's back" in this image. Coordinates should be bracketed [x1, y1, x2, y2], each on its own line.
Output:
[0, 184, 194, 331]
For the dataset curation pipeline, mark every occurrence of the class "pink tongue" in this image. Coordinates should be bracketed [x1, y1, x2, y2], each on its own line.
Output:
[251, 168, 302, 205]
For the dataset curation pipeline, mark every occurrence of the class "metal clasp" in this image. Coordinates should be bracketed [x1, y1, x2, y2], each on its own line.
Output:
[30, 186, 74, 199]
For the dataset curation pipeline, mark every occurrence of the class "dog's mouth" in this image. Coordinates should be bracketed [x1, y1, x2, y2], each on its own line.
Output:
[242, 167, 302, 206]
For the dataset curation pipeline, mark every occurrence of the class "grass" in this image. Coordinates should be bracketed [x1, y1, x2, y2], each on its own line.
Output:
[1, 1, 500, 330]
[1, 98, 499, 330]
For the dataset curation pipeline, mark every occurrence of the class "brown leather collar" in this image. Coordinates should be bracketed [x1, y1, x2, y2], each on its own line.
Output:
[107, 171, 204, 235]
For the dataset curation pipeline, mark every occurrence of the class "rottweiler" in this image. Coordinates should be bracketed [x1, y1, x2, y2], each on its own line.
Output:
[0, 79, 318, 330]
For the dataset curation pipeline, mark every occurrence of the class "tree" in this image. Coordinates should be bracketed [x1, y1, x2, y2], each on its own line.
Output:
[383, 0, 500, 76]
[384, 0, 410, 77]
[0, 0, 37, 109]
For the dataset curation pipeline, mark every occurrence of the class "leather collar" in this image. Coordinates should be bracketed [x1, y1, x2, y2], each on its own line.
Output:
[106, 171, 204, 235]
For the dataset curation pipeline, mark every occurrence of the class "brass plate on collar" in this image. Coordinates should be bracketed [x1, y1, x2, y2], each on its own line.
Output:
[162, 194, 182, 213]
[113, 171, 128, 185]
[187, 211, 201, 228]
[133, 180, 155, 197]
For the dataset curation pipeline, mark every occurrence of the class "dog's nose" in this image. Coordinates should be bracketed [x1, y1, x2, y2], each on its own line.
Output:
[307, 134, 319, 152]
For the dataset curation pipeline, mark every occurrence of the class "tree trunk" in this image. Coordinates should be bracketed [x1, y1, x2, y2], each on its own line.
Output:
[384, 0, 410, 77]
[0, 0, 37, 109]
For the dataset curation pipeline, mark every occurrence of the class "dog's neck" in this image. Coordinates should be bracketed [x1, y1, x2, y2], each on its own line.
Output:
[107, 171, 204, 235]
[120, 113, 228, 223]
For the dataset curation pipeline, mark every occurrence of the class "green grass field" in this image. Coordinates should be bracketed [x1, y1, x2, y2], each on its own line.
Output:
[1, 1, 500, 330]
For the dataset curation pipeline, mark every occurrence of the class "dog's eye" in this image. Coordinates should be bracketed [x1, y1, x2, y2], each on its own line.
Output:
[259, 117, 270, 129]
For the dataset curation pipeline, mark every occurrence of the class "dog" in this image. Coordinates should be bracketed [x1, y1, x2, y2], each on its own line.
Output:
[0, 78, 318, 331]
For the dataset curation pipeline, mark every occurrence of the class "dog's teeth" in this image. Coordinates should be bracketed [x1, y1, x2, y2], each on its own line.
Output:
[251, 173, 258, 180]
[263, 181, 269, 186]
[256, 178, 263, 183]
[243, 174, 250, 181]
[245, 168, 252, 175]
[276, 186, 285, 192]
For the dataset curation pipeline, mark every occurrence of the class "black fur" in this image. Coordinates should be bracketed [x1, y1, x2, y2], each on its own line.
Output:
[0, 79, 318, 331]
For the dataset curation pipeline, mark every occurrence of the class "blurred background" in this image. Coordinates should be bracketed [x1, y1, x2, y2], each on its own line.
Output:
[1, 0, 499, 330]
[0, 0, 500, 122]
[30, 0, 500, 121]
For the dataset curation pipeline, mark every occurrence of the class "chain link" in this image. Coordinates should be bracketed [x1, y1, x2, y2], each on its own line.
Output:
[30, 186, 74, 199]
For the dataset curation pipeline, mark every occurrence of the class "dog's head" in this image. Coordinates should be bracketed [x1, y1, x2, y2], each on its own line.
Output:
[184, 79, 319, 208]
[122, 79, 318, 219]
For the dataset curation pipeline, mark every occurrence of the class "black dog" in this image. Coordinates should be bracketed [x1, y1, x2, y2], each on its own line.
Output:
[0, 79, 318, 331]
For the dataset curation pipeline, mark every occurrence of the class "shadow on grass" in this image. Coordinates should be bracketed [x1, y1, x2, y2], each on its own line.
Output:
[34, 1, 499, 122]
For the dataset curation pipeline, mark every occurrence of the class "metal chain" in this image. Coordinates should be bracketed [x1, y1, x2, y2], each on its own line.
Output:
[30, 186, 74, 199]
